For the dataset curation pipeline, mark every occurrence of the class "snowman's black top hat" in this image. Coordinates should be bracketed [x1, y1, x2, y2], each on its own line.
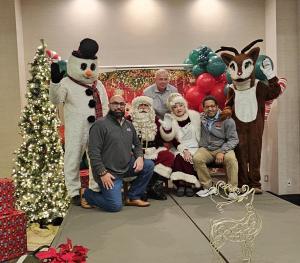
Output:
[72, 38, 99, 60]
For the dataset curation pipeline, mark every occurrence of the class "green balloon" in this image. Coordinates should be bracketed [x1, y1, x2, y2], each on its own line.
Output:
[184, 57, 192, 64]
[192, 65, 206, 77]
[183, 58, 193, 70]
[199, 45, 212, 54]
[208, 52, 217, 59]
[58, 60, 67, 77]
[206, 56, 226, 77]
[255, 55, 274, 81]
[189, 49, 200, 64]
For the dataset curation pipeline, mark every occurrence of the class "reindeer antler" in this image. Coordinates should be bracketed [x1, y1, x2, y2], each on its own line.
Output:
[241, 39, 263, 53]
[216, 39, 263, 55]
[215, 46, 239, 55]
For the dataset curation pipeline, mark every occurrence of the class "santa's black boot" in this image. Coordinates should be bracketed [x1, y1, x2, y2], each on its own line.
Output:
[147, 173, 167, 200]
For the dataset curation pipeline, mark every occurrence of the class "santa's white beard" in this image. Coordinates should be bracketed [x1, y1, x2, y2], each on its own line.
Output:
[132, 111, 157, 142]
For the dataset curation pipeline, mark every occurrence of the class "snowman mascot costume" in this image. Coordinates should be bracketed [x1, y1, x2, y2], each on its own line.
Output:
[49, 38, 108, 205]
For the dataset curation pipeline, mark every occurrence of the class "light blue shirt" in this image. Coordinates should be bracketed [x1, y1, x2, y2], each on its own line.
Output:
[143, 83, 178, 119]
[206, 111, 220, 131]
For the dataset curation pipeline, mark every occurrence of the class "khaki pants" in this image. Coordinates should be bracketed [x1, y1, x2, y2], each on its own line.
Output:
[193, 148, 238, 189]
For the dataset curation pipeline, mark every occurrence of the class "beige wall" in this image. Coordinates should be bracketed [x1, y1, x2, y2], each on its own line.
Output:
[259, 0, 300, 195]
[276, 0, 300, 194]
[0, 0, 22, 178]
[1, 0, 299, 193]
[261, 0, 278, 192]
[15, 0, 26, 109]
[20, 0, 265, 82]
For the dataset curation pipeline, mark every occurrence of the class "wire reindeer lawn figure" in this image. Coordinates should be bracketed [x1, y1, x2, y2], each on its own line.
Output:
[208, 181, 262, 262]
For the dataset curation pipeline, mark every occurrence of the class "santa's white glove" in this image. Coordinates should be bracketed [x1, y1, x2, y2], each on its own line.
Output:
[159, 113, 173, 130]
[260, 58, 275, 80]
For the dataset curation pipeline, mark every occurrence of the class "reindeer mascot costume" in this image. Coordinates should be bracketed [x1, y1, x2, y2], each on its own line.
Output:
[49, 38, 108, 205]
[218, 39, 282, 193]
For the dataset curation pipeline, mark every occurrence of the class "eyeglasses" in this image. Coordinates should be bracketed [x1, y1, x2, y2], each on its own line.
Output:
[204, 105, 217, 109]
[110, 102, 126, 107]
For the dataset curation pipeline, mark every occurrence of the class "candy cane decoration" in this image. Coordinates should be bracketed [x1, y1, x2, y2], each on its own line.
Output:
[45, 49, 61, 63]
[265, 77, 287, 120]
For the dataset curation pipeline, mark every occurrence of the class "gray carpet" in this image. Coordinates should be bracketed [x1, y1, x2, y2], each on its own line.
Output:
[52, 192, 300, 263]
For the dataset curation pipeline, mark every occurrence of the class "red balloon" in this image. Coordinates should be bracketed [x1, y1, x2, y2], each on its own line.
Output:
[197, 93, 207, 112]
[184, 86, 205, 111]
[214, 72, 227, 84]
[181, 84, 191, 96]
[196, 73, 216, 94]
[210, 82, 226, 109]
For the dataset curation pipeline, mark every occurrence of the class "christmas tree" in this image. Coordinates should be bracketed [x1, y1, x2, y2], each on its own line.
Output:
[12, 40, 69, 224]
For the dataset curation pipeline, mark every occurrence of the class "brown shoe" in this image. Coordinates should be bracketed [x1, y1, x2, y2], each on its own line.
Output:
[125, 199, 150, 207]
[254, 187, 263, 194]
[79, 188, 93, 209]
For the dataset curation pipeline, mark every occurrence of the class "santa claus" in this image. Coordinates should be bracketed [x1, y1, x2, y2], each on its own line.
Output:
[130, 96, 175, 200]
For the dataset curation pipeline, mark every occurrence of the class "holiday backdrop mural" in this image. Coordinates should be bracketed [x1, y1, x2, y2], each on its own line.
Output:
[99, 69, 193, 109]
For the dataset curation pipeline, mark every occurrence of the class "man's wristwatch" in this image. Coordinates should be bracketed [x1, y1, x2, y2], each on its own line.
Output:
[100, 170, 108, 176]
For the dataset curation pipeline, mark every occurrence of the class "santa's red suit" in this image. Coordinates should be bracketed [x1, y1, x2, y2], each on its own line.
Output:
[129, 96, 175, 179]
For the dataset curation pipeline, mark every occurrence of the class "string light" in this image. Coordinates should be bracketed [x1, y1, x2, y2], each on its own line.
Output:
[12, 40, 70, 224]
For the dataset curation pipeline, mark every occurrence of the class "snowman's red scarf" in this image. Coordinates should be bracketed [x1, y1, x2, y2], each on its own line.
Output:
[68, 75, 103, 119]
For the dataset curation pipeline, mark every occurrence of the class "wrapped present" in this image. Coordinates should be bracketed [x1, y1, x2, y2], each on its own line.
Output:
[0, 210, 27, 262]
[58, 124, 65, 145]
[0, 178, 15, 215]
[80, 169, 89, 188]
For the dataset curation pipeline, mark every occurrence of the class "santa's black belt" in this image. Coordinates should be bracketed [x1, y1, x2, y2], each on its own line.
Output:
[142, 141, 156, 148]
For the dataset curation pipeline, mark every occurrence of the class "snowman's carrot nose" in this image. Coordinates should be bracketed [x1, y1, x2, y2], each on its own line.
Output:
[85, 69, 93, 78]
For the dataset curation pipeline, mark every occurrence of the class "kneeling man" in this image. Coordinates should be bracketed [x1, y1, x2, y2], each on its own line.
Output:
[81, 95, 154, 211]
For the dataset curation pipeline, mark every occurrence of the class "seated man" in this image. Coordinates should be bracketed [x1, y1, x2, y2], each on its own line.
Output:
[143, 69, 178, 119]
[80, 95, 154, 212]
[130, 96, 175, 200]
[193, 95, 239, 197]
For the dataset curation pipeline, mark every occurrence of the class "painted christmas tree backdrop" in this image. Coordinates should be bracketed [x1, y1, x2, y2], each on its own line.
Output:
[99, 69, 193, 102]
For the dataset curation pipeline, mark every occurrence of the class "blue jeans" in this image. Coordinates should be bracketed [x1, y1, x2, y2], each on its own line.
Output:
[83, 158, 154, 212]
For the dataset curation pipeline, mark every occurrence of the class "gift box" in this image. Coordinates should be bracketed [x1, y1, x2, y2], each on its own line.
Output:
[0, 178, 15, 215]
[80, 169, 89, 189]
[58, 124, 65, 145]
[0, 210, 27, 262]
